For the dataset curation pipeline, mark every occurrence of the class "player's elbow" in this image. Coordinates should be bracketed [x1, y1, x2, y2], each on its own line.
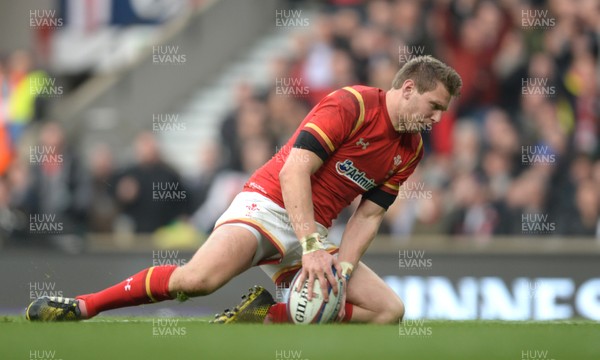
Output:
[278, 165, 291, 187]
[278, 161, 300, 186]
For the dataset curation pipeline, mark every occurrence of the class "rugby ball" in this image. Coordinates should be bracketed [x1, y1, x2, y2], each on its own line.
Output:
[287, 267, 344, 324]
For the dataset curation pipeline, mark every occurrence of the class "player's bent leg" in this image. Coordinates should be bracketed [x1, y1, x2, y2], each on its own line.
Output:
[263, 263, 403, 325]
[344, 262, 405, 324]
[168, 225, 258, 297]
[26, 225, 258, 321]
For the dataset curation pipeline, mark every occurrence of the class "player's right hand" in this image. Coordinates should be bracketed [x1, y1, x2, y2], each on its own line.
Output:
[297, 250, 342, 302]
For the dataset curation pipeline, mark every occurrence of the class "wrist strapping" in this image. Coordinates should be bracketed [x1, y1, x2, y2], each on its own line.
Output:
[300, 232, 324, 255]
[340, 262, 354, 281]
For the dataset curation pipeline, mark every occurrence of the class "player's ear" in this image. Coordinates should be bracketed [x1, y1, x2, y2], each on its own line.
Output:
[402, 79, 414, 99]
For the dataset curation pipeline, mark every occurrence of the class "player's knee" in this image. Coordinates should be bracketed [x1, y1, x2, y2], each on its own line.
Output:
[377, 298, 405, 324]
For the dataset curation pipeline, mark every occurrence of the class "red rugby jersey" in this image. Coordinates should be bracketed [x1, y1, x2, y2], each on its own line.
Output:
[244, 85, 424, 228]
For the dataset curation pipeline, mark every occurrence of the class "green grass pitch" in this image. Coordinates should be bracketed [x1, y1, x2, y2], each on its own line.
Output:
[1, 317, 598, 360]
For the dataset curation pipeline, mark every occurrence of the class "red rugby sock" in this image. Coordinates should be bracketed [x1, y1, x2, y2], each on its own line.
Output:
[341, 302, 353, 322]
[76, 265, 177, 318]
[266, 302, 354, 323]
[266, 303, 288, 323]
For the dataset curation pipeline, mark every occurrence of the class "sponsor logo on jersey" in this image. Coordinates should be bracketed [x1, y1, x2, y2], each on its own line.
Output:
[336, 159, 377, 191]
[248, 182, 267, 195]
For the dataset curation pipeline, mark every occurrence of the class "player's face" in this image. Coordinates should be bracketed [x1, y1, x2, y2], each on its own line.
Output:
[396, 80, 451, 133]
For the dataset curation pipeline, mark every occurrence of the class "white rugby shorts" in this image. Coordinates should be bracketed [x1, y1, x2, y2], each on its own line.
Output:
[213, 191, 338, 285]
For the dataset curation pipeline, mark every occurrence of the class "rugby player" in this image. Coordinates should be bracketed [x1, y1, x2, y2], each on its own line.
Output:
[26, 56, 461, 324]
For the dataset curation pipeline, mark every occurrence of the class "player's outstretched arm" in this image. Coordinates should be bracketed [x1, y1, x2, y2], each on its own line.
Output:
[335, 198, 386, 320]
[279, 148, 341, 301]
[337, 198, 386, 272]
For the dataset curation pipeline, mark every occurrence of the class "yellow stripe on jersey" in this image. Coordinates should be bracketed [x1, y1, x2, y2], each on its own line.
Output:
[145, 267, 158, 302]
[342, 86, 366, 137]
[383, 182, 400, 191]
[305, 123, 335, 152]
[397, 135, 424, 174]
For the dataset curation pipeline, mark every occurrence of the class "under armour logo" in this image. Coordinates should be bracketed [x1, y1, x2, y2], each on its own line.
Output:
[124, 277, 133, 291]
[356, 138, 369, 150]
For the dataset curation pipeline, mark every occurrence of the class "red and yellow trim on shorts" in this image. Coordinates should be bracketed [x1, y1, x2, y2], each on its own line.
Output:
[214, 218, 286, 266]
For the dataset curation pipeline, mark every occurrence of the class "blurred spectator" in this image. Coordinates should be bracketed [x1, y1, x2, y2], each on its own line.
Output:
[186, 140, 223, 211]
[563, 179, 600, 237]
[0, 58, 12, 175]
[82, 144, 118, 233]
[6, 50, 48, 147]
[266, 90, 309, 147]
[444, 172, 497, 237]
[300, 14, 337, 105]
[18, 121, 86, 251]
[192, 136, 273, 233]
[112, 132, 190, 233]
[0, 178, 17, 245]
[220, 98, 272, 171]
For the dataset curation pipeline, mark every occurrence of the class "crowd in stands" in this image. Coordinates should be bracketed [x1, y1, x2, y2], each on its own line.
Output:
[215, 0, 600, 239]
[0, 0, 598, 249]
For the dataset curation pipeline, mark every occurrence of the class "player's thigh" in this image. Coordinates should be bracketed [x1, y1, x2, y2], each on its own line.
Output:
[345, 262, 404, 317]
[170, 225, 258, 294]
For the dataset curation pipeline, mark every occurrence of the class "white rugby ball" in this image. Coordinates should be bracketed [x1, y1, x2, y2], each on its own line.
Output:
[287, 267, 344, 324]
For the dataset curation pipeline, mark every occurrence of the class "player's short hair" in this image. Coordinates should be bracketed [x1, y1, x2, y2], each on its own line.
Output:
[391, 56, 462, 97]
